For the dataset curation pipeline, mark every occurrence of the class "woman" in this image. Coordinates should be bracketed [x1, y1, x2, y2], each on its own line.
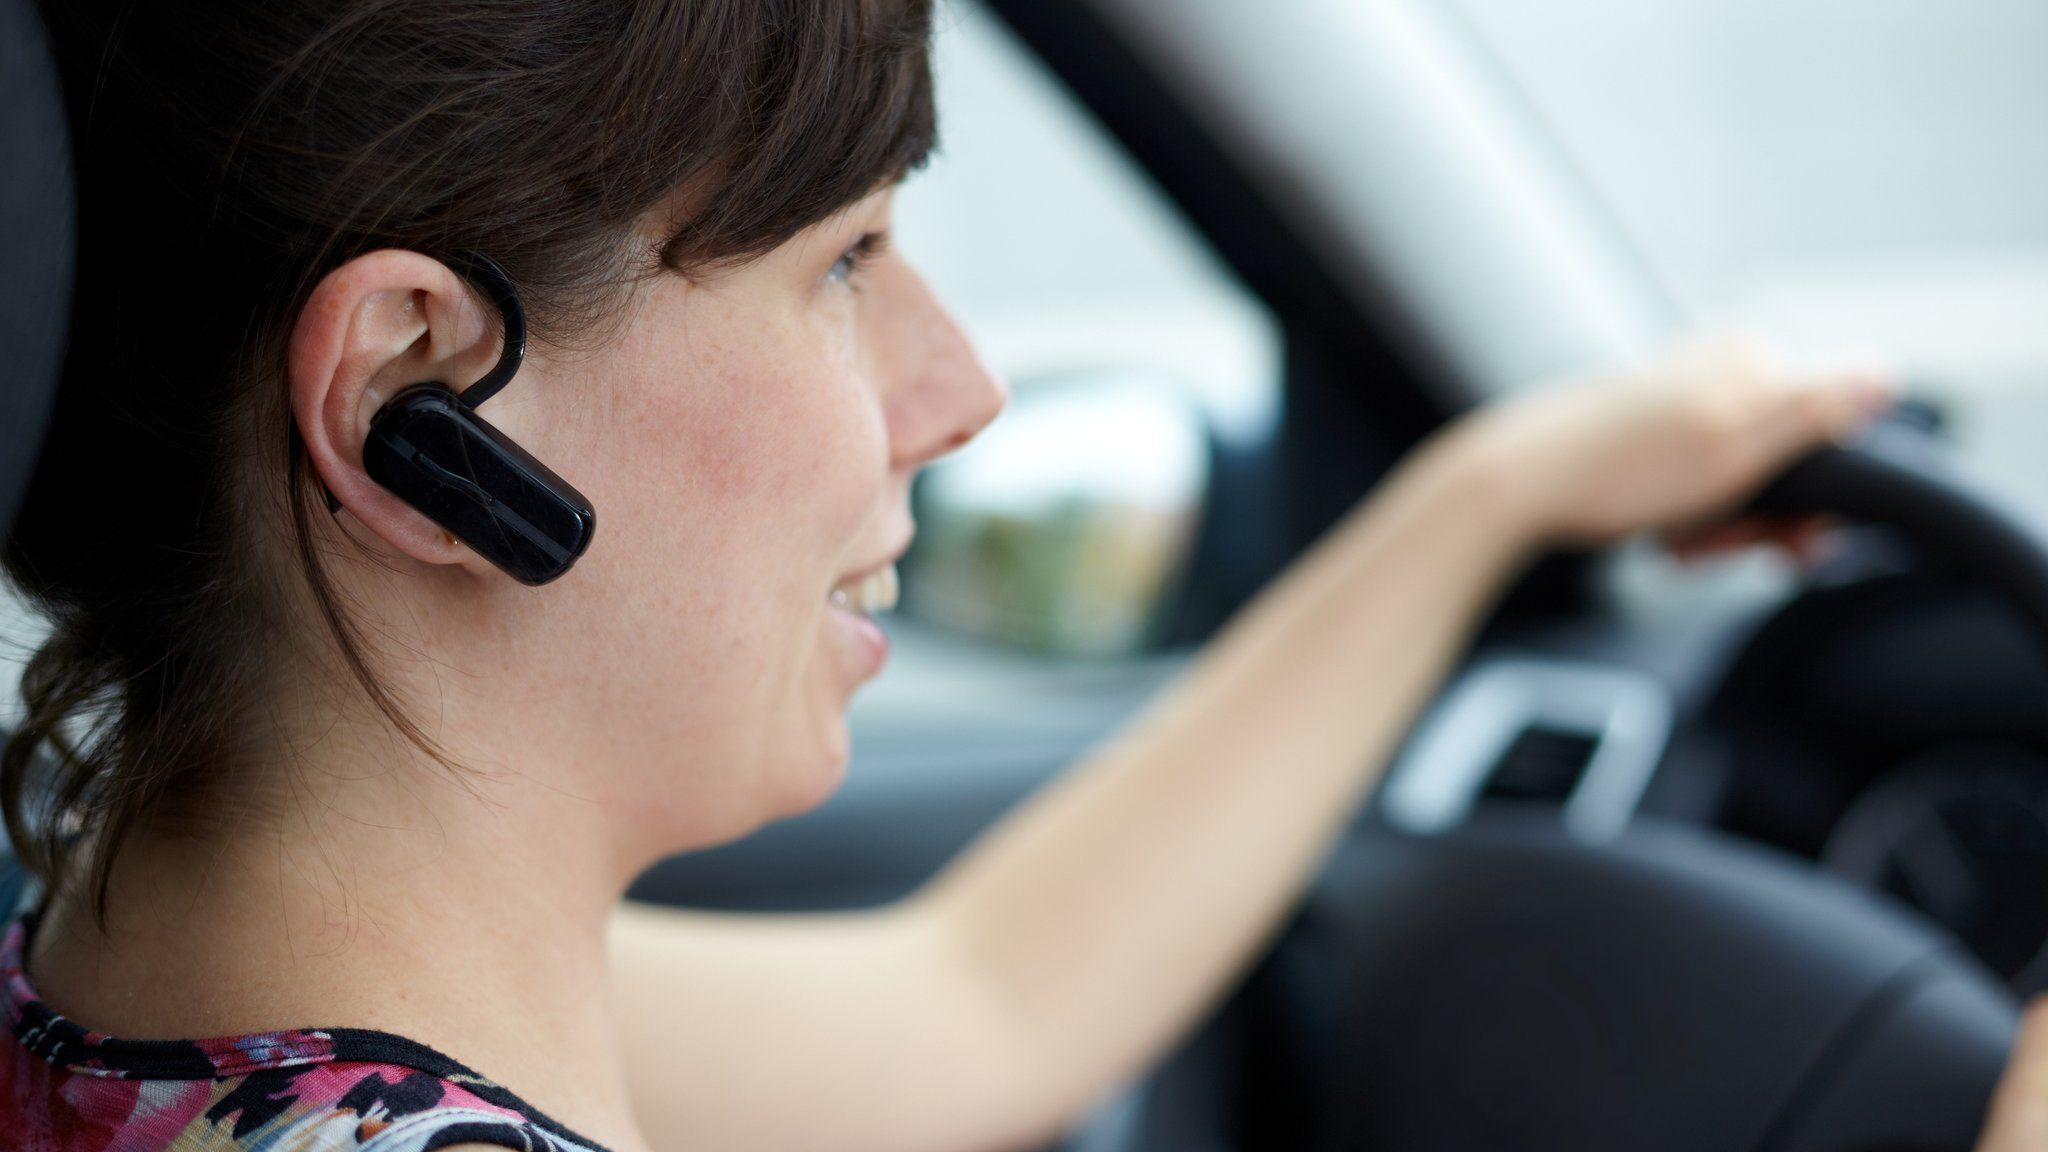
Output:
[2, 1, 2042, 1150]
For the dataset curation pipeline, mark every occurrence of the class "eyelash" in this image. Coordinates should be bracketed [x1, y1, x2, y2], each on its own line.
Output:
[827, 231, 890, 288]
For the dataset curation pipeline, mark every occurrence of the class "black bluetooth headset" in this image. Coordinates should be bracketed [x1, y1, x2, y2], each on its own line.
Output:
[355, 252, 596, 585]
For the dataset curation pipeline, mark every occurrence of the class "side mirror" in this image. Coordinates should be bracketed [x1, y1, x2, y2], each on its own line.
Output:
[903, 368, 1212, 657]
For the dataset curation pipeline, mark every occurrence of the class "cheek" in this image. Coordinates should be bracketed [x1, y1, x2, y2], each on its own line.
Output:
[542, 287, 887, 834]
[635, 310, 884, 593]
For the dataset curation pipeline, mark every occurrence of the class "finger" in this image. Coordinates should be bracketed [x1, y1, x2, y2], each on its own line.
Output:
[1663, 515, 1837, 562]
[1760, 363, 1898, 462]
[1664, 521, 1780, 559]
[1780, 518, 1842, 567]
[1794, 354, 1900, 434]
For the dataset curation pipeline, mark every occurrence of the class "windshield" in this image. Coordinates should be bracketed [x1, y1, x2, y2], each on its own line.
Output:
[1445, 0, 2048, 518]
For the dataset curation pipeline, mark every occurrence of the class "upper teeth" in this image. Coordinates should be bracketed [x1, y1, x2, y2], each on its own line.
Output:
[830, 563, 900, 616]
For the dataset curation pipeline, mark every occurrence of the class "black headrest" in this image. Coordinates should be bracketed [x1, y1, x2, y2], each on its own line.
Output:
[0, 0, 74, 537]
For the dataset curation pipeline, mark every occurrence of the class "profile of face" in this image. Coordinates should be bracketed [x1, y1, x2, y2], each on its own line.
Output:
[292, 186, 1006, 872]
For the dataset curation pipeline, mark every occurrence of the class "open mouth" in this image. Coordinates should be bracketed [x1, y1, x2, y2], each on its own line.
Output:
[828, 562, 900, 618]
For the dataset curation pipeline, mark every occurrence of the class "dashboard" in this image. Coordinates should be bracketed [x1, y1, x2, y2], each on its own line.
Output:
[1375, 537, 2048, 1001]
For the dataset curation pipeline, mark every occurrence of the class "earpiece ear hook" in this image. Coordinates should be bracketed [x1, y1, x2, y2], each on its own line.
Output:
[444, 250, 527, 411]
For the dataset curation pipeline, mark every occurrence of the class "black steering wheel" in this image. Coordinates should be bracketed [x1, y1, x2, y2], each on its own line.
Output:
[1229, 423, 2031, 1152]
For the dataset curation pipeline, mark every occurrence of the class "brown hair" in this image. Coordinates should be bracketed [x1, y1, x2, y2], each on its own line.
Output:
[3, 0, 936, 916]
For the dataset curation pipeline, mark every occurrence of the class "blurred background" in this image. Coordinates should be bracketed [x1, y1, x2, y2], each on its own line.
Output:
[1452, 0, 2048, 506]
[872, 0, 2048, 677]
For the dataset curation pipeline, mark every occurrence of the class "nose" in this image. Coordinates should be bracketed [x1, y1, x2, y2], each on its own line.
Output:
[880, 264, 1008, 472]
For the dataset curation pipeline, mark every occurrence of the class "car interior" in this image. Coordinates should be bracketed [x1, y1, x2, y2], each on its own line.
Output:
[5, 0, 2045, 1149]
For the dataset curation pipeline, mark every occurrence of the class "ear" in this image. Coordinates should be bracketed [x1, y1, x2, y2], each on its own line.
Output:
[289, 249, 507, 575]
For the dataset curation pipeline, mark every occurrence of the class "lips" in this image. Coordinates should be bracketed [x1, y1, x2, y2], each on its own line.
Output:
[824, 551, 900, 683]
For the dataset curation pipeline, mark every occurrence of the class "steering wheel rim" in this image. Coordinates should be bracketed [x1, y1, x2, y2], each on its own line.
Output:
[1751, 421, 2048, 648]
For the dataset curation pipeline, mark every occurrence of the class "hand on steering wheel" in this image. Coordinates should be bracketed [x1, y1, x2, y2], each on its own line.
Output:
[1433, 334, 1895, 551]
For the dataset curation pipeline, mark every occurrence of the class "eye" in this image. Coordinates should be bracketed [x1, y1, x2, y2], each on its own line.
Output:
[826, 231, 890, 288]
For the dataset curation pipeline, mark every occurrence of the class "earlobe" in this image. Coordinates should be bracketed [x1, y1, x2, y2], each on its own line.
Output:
[289, 249, 504, 574]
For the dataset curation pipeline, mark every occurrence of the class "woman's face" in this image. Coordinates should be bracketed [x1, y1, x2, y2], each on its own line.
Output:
[476, 186, 1004, 860]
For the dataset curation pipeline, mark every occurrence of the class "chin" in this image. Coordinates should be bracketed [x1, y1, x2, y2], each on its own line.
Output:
[648, 749, 847, 860]
[627, 722, 851, 861]
[767, 724, 853, 822]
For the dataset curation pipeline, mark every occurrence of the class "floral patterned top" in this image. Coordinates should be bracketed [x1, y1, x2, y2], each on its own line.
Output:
[0, 913, 610, 1152]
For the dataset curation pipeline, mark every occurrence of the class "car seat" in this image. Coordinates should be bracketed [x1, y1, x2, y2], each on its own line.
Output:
[0, 0, 76, 880]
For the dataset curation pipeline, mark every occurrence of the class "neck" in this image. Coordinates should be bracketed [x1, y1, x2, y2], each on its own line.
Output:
[28, 728, 653, 1152]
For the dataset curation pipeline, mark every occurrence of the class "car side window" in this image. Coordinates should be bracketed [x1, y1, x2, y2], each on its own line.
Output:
[886, 1, 1281, 666]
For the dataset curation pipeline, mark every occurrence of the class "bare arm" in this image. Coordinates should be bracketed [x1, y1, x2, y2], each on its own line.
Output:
[614, 440, 1523, 1152]
[905, 432, 1532, 1125]
[612, 342, 1890, 1152]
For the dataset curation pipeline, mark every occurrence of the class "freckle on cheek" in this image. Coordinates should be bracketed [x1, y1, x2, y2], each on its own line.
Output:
[698, 453, 755, 499]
